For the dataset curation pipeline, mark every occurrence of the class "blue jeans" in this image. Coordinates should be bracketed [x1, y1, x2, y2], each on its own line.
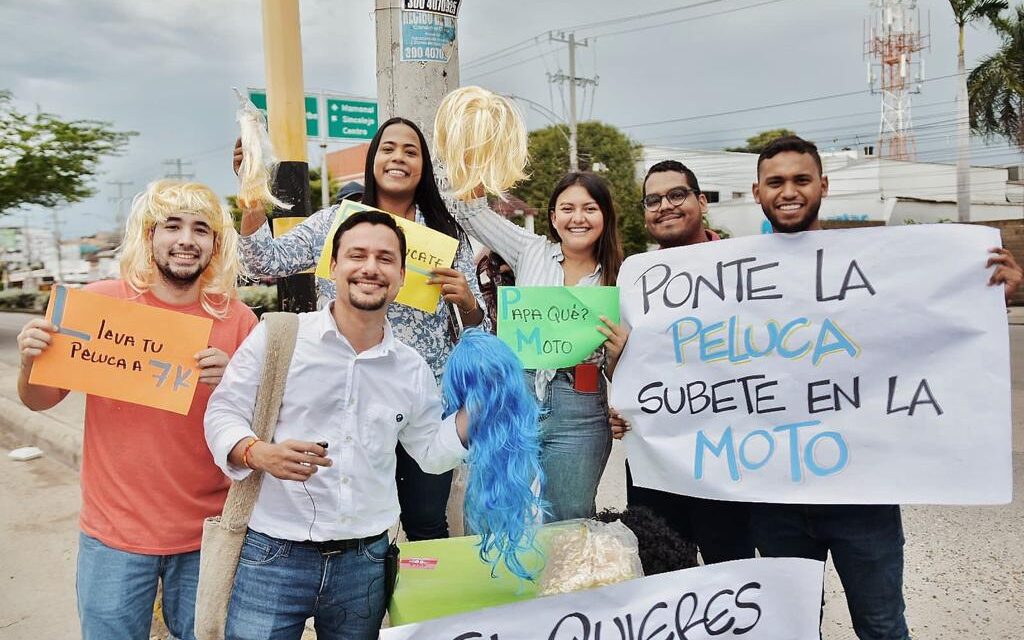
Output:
[225, 529, 388, 640]
[76, 532, 199, 640]
[751, 504, 910, 640]
[528, 370, 612, 523]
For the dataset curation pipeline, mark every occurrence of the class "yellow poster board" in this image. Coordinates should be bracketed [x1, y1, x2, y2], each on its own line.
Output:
[29, 285, 214, 415]
[315, 202, 459, 314]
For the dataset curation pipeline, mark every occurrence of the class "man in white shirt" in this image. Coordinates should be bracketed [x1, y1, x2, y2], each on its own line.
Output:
[205, 210, 470, 640]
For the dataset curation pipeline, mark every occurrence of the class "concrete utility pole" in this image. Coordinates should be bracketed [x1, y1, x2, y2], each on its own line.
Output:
[261, 0, 316, 312]
[548, 31, 598, 171]
[162, 159, 194, 180]
[374, 0, 461, 145]
[107, 180, 133, 236]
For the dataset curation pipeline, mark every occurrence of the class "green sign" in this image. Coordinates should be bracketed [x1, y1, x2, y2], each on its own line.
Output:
[497, 286, 620, 369]
[326, 98, 378, 141]
[247, 90, 378, 141]
[247, 90, 319, 137]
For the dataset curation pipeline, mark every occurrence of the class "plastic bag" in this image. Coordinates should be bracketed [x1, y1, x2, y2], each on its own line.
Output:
[537, 518, 644, 596]
[233, 88, 291, 211]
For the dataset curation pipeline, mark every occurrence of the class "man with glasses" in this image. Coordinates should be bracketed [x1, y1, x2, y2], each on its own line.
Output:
[612, 160, 756, 566]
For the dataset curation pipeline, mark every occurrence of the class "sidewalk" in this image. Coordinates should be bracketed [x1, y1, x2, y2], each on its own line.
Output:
[0, 361, 85, 469]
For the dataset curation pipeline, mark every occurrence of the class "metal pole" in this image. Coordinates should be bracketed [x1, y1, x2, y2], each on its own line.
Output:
[320, 91, 330, 209]
[567, 32, 578, 172]
[261, 0, 316, 312]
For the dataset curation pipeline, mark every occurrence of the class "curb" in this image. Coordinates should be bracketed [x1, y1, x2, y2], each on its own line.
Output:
[0, 393, 82, 470]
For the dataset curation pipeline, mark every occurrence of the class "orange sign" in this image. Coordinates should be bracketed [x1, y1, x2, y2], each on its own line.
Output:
[29, 286, 214, 415]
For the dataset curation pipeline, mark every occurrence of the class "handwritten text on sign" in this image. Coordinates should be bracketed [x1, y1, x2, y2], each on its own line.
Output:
[497, 286, 619, 369]
[611, 225, 1012, 505]
[381, 557, 823, 640]
[315, 201, 459, 314]
[29, 285, 213, 415]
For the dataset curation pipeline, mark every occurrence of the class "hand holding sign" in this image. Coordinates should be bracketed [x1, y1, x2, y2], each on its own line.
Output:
[596, 315, 630, 378]
[194, 347, 230, 388]
[17, 317, 57, 366]
[427, 266, 477, 313]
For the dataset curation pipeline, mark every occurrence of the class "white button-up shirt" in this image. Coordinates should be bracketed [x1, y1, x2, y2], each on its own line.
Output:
[205, 305, 467, 541]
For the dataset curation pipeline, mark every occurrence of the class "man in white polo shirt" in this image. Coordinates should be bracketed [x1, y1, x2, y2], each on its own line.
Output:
[205, 210, 469, 640]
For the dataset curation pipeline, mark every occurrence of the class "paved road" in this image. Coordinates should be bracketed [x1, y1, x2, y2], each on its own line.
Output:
[0, 312, 36, 367]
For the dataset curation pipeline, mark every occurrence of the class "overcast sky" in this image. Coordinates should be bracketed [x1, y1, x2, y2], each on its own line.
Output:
[2, 0, 1020, 237]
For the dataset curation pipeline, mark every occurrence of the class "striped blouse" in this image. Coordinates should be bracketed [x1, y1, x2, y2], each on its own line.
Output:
[452, 197, 605, 398]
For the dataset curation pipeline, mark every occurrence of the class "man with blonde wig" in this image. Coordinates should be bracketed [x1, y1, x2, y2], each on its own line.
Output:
[16, 180, 257, 640]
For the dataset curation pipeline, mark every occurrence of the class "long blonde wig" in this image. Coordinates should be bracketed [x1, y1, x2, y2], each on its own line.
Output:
[433, 86, 529, 200]
[119, 179, 243, 319]
[235, 91, 291, 211]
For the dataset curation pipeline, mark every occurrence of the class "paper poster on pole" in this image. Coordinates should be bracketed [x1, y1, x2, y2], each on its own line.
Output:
[29, 285, 213, 415]
[315, 201, 459, 314]
[400, 10, 457, 62]
[403, 0, 461, 16]
[496, 286, 619, 369]
[611, 225, 1012, 505]
[381, 557, 824, 640]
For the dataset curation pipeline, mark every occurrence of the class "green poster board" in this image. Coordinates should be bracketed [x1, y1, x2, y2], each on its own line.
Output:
[497, 286, 620, 369]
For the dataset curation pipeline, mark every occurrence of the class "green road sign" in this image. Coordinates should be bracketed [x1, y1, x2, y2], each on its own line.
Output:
[246, 90, 378, 141]
[247, 90, 319, 138]
[326, 98, 378, 141]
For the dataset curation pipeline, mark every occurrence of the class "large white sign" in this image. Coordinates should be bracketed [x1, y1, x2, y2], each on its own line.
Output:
[381, 558, 824, 640]
[611, 225, 1011, 505]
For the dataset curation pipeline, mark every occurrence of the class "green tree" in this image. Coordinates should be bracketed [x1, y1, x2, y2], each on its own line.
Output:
[510, 121, 647, 257]
[968, 4, 1024, 151]
[724, 128, 798, 153]
[950, 0, 1008, 221]
[0, 91, 134, 214]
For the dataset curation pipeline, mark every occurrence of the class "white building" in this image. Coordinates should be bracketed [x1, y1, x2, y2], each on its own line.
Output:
[639, 146, 1024, 237]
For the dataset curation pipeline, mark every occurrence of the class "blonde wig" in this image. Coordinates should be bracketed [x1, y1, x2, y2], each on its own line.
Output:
[433, 86, 528, 200]
[119, 179, 243, 319]
[235, 93, 291, 211]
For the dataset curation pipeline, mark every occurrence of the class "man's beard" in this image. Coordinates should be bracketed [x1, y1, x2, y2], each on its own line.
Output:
[349, 291, 388, 311]
[765, 199, 821, 234]
[348, 279, 390, 311]
[156, 261, 205, 289]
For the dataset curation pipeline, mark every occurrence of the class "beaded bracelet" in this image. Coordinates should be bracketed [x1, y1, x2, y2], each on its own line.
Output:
[242, 437, 261, 470]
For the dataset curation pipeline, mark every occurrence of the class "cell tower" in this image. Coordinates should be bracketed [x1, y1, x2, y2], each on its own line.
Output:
[865, 0, 929, 160]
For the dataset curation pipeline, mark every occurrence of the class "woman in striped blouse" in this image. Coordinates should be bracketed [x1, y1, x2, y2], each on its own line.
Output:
[456, 171, 628, 522]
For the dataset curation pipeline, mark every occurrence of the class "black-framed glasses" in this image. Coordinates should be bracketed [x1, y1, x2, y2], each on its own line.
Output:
[642, 187, 699, 211]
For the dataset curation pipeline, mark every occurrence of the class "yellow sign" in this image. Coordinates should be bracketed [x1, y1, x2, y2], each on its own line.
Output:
[315, 202, 460, 313]
[29, 286, 214, 415]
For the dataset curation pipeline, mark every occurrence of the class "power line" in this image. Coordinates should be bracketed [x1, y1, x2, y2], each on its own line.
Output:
[463, 47, 558, 81]
[560, 0, 740, 32]
[580, 0, 792, 39]
[620, 73, 960, 130]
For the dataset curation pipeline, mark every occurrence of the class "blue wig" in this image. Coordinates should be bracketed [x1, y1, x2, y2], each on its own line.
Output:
[442, 329, 545, 581]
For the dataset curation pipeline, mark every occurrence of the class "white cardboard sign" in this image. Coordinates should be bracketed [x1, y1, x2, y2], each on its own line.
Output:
[611, 225, 1011, 505]
[380, 558, 824, 640]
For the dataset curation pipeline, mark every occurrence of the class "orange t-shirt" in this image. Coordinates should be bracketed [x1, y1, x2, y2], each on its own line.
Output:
[78, 280, 257, 554]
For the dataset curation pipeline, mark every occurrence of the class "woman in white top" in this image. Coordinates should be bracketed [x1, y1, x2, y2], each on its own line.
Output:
[456, 171, 627, 522]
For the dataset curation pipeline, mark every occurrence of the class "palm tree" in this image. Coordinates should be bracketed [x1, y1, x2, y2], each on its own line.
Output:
[949, 0, 1007, 222]
[968, 5, 1024, 152]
